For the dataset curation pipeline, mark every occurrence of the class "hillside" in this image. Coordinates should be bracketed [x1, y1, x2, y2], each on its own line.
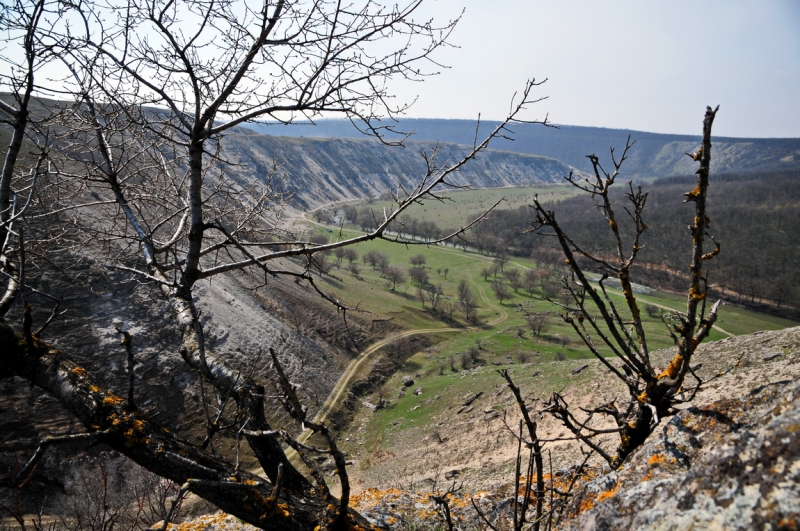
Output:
[464, 169, 800, 317]
[4, 95, 799, 213]
[345, 326, 800, 530]
[158, 325, 800, 531]
[221, 129, 576, 211]
[245, 118, 800, 178]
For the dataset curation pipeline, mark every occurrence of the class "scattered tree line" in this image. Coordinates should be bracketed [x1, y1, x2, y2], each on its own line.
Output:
[333, 205, 454, 245]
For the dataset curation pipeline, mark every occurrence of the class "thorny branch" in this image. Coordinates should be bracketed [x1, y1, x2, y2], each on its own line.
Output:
[528, 106, 722, 467]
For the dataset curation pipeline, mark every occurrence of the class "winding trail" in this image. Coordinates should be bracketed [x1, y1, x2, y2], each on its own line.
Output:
[294, 210, 514, 446]
[298, 326, 462, 443]
[471, 277, 508, 327]
[299, 280, 512, 437]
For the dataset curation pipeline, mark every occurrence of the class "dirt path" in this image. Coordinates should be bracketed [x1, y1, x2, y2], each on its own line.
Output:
[299, 326, 463, 442]
[470, 277, 508, 327]
[289, 212, 513, 453]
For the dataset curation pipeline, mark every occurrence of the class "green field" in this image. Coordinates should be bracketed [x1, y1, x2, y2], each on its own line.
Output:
[301, 218, 797, 364]
[363, 184, 580, 228]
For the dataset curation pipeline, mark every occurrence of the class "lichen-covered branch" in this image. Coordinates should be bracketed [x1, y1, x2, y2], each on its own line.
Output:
[529, 107, 722, 467]
[0, 320, 377, 531]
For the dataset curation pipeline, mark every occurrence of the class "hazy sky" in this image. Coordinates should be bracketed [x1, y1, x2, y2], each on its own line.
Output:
[391, 1, 800, 138]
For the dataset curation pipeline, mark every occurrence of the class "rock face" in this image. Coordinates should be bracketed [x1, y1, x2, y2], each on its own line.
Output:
[244, 118, 800, 178]
[222, 131, 575, 211]
[563, 378, 800, 530]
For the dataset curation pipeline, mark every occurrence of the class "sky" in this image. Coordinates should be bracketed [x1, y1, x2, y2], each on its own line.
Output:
[390, 1, 800, 138]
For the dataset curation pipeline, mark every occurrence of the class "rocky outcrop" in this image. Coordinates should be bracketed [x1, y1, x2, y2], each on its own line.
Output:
[221, 131, 575, 211]
[563, 364, 800, 530]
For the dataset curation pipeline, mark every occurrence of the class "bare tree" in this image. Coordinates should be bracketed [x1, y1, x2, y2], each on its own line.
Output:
[472, 370, 592, 531]
[333, 246, 346, 265]
[385, 265, 406, 291]
[342, 248, 359, 264]
[425, 283, 444, 311]
[504, 268, 522, 293]
[363, 250, 380, 268]
[457, 279, 478, 321]
[442, 299, 457, 320]
[524, 311, 550, 336]
[376, 253, 390, 276]
[491, 280, 512, 304]
[0, 0, 553, 527]
[312, 209, 333, 224]
[493, 252, 509, 272]
[0, 0, 53, 317]
[530, 106, 722, 468]
[524, 269, 539, 296]
[347, 262, 361, 279]
[410, 253, 427, 267]
[409, 266, 430, 286]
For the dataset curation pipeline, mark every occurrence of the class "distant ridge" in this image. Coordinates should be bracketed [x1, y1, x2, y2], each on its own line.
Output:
[244, 118, 800, 178]
[222, 131, 575, 211]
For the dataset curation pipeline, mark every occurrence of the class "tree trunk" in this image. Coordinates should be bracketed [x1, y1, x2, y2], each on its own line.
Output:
[0, 321, 375, 531]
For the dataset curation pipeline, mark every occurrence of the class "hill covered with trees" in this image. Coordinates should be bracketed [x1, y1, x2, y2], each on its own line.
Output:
[466, 169, 800, 317]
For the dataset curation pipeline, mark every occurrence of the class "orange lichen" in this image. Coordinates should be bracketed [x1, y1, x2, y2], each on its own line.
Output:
[596, 485, 618, 503]
[648, 454, 666, 466]
[573, 480, 619, 514]
[688, 286, 707, 300]
[88, 385, 101, 393]
[275, 503, 290, 518]
[579, 497, 595, 512]
[658, 354, 683, 380]
[684, 185, 701, 201]
[71, 367, 88, 376]
[102, 395, 125, 406]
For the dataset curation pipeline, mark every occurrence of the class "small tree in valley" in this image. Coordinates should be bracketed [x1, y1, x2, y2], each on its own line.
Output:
[457, 279, 479, 321]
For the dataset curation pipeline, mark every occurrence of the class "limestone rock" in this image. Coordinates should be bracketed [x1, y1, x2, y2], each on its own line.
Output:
[562, 378, 800, 530]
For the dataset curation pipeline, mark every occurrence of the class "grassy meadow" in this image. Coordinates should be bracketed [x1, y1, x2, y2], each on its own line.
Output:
[364, 184, 579, 228]
[298, 188, 799, 472]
